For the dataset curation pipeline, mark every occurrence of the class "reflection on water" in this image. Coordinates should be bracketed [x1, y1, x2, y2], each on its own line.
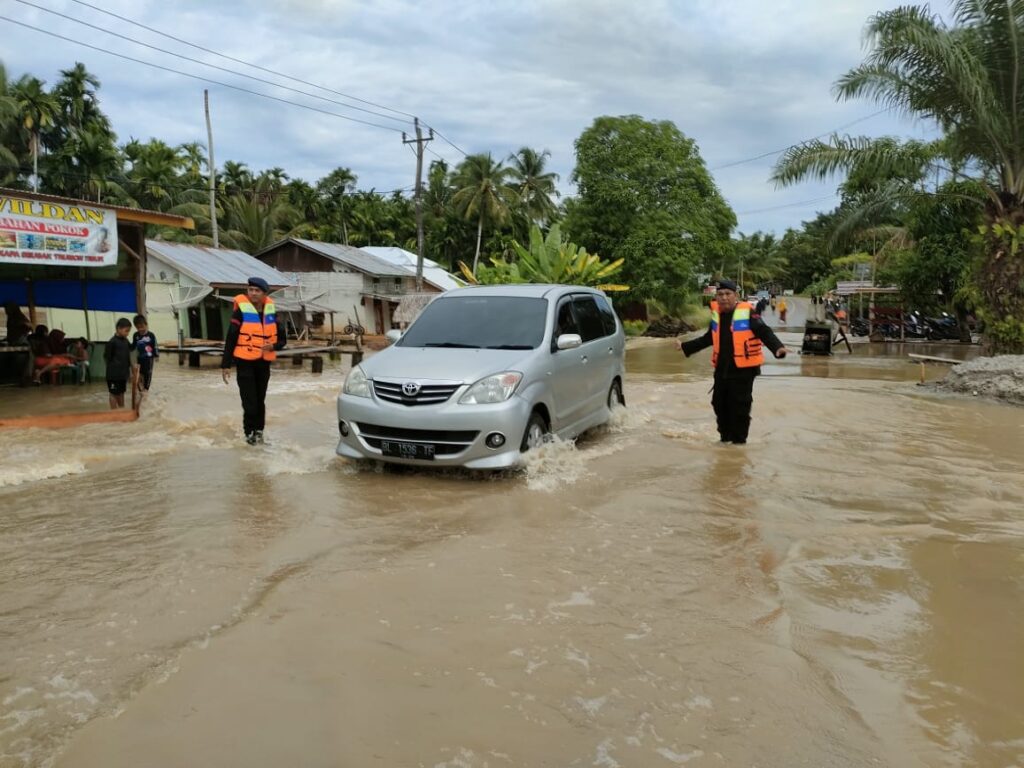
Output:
[1, 342, 1021, 768]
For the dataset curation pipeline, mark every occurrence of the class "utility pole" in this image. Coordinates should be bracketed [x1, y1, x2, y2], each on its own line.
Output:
[204, 90, 219, 248]
[402, 117, 433, 291]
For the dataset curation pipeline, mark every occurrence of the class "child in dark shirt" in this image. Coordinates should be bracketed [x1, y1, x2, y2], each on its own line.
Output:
[132, 314, 158, 394]
[104, 317, 133, 409]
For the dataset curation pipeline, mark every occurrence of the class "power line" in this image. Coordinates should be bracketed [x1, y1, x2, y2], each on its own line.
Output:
[13, 0, 412, 127]
[62, 0, 418, 121]
[710, 110, 890, 171]
[423, 125, 468, 157]
[0, 15, 407, 134]
[734, 194, 838, 216]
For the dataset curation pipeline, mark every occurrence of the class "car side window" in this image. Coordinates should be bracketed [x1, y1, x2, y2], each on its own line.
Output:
[548, 301, 581, 352]
[572, 296, 607, 342]
[553, 299, 579, 343]
[594, 294, 618, 336]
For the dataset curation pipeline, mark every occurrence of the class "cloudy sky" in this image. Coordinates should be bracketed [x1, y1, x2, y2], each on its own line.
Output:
[3, 0, 941, 233]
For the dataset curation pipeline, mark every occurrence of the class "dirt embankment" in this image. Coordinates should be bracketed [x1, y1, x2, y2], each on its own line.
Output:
[934, 355, 1024, 405]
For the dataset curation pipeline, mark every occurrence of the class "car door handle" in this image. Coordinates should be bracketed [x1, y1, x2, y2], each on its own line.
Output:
[608, 347, 614, 354]
[580, 355, 588, 363]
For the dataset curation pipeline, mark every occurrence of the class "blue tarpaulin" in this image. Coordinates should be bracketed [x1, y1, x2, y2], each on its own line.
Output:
[0, 279, 135, 312]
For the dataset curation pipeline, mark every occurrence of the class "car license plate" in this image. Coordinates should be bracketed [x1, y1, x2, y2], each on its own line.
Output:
[380, 440, 436, 460]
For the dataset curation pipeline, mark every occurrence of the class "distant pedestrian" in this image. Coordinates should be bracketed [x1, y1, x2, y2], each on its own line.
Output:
[132, 314, 159, 396]
[675, 280, 787, 444]
[221, 277, 287, 445]
[104, 317, 134, 409]
[778, 297, 788, 323]
[770, 294, 777, 312]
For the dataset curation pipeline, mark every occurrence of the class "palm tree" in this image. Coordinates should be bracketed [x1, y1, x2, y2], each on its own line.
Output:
[452, 153, 515, 274]
[53, 124, 124, 202]
[179, 141, 207, 183]
[12, 75, 57, 191]
[219, 191, 298, 253]
[52, 63, 107, 136]
[221, 160, 252, 196]
[772, 0, 1024, 353]
[508, 147, 559, 225]
[316, 166, 357, 243]
[125, 139, 185, 210]
[0, 64, 19, 182]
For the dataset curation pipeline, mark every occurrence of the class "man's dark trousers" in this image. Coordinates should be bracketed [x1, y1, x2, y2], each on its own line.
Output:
[711, 374, 755, 443]
[236, 359, 271, 435]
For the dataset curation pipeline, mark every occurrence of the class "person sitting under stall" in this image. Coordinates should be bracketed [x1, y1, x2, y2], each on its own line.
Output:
[66, 337, 90, 383]
[30, 326, 77, 385]
[3, 301, 32, 345]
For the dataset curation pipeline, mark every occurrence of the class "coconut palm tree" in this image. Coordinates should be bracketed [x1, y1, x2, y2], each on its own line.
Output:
[508, 147, 559, 225]
[0, 63, 19, 182]
[772, 0, 1024, 353]
[125, 139, 185, 210]
[12, 75, 57, 191]
[179, 141, 207, 184]
[452, 153, 515, 274]
[52, 123, 125, 202]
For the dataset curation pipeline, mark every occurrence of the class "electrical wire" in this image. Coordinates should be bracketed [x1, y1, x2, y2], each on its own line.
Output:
[709, 110, 890, 171]
[13, 0, 413, 127]
[63, 0, 418, 120]
[734, 194, 838, 216]
[0, 15, 407, 134]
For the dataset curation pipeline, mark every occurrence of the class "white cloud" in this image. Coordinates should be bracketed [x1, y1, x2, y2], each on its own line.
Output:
[1, 0, 941, 232]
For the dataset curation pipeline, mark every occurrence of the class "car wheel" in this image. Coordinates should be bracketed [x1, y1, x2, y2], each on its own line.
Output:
[520, 411, 549, 452]
[607, 379, 624, 410]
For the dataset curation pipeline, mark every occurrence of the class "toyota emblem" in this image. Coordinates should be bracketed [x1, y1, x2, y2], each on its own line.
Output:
[402, 381, 421, 397]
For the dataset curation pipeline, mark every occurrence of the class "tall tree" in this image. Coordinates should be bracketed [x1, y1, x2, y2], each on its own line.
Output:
[0, 64, 19, 181]
[452, 152, 515, 274]
[773, 1, 1024, 353]
[564, 115, 735, 308]
[508, 147, 559, 225]
[11, 75, 57, 189]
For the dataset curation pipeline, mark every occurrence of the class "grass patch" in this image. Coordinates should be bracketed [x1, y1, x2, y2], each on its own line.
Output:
[622, 319, 648, 337]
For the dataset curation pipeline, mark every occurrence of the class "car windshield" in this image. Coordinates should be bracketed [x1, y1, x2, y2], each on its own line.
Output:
[398, 296, 547, 349]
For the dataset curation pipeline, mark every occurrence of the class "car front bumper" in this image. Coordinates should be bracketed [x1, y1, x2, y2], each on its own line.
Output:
[336, 392, 534, 469]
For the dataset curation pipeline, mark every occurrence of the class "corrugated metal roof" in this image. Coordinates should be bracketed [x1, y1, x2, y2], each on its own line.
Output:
[146, 240, 292, 287]
[361, 246, 463, 291]
[290, 238, 410, 277]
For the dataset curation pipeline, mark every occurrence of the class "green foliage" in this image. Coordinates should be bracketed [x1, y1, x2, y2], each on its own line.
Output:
[771, 1, 1024, 352]
[461, 223, 627, 290]
[564, 115, 735, 306]
[621, 320, 647, 337]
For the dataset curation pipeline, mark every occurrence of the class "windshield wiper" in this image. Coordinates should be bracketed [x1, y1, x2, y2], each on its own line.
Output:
[486, 344, 534, 350]
[423, 342, 481, 348]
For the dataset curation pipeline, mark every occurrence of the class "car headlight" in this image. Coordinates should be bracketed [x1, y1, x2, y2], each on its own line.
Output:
[343, 365, 371, 398]
[458, 371, 522, 404]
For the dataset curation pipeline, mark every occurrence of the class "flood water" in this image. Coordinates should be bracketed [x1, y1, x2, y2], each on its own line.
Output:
[1, 331, 1022, 768]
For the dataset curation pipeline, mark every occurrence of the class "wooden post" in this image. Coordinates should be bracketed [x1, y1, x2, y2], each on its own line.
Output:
[292, 355, 303, 366]
[205, 90, 219, 248]
[311, 356, 323, 374]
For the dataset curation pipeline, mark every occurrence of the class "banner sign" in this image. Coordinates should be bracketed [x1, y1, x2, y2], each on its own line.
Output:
[0, 195, 118, 268]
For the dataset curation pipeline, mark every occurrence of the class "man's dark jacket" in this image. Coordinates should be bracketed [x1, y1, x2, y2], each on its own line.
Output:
[681, 306, 784, 378]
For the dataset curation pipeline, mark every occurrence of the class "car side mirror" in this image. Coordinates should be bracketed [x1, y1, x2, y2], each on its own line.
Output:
[556, 333, 582, 350]
[385, 329, 403, 345]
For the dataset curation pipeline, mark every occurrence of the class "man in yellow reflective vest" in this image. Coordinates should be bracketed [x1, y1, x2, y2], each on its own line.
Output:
[676, 280, 788, 444]
[220, 277, 287, 445]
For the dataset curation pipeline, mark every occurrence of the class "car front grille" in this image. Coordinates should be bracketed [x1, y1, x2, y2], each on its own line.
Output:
[372, 378, 461, 406]
[355, 422, 479, 456]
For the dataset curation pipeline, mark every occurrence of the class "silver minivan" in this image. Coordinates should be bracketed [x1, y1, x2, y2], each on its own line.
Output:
[336, 285, 626, 469]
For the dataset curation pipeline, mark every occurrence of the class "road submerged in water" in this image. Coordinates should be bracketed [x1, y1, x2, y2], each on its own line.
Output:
[1, 317, 1022, 768]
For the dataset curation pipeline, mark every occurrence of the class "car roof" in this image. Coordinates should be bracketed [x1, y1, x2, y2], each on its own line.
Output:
[439, 284, 602, 299]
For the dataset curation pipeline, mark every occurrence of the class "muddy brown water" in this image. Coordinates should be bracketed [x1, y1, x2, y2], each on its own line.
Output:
[1, 335, 1022, 768]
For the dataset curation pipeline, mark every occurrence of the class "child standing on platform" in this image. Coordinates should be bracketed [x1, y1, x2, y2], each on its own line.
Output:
[104, 318, 133, 409]
[132, 314, 159, 395]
